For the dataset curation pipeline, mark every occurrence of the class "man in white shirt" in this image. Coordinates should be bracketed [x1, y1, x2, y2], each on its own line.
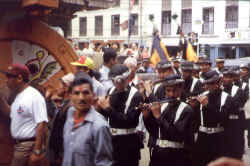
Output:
[99, 48, 118, 94]
[0, 63, 48, 166]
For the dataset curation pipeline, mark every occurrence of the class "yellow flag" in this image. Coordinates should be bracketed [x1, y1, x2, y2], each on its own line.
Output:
[160, 41, 170, 61]
[150, 49, 161, 66]
[186, 42, 198, 63]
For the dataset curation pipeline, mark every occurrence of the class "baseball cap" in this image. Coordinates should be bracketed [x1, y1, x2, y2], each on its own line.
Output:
[70, 56, 94, 69]
[0, 63, 30, 81]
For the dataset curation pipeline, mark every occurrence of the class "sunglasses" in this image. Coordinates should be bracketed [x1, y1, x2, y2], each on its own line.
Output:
[6, 73, 18, 78]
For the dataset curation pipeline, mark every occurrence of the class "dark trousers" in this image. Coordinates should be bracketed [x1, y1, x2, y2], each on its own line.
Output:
[246, 119, 250, 147]
[194, 132, 225, 166]
[224, 113, 245, 159]
[112, 134, 140, 166]
[149, 147, 191, 166]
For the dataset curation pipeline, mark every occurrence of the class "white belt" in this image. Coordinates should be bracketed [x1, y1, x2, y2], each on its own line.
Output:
[199, 126, 224, 134]
[110, 128, 136, 136]
[229, 114, 239, 120]
[156, 139, 184, 149]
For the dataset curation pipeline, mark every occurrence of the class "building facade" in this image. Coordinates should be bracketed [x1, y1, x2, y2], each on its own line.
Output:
[71, 0, 250, 63]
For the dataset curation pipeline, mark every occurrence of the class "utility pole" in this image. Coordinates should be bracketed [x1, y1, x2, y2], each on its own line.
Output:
[140, 0, 143, 47]
[128, 0, 131, 45]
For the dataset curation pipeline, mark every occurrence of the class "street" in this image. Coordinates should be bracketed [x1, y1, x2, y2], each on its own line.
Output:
[139, 133, 250, 166]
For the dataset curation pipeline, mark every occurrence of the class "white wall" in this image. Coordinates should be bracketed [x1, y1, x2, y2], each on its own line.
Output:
[72, 0, 250, 45]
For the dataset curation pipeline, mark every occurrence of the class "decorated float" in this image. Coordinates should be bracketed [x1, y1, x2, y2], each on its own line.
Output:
[0, 0, 114, 165]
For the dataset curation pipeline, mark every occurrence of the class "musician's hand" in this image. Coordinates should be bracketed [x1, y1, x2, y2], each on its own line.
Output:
[97, 96, 110, 110]
[137, 83, 146, 98]
[151, 102, 161, 119]
[207, 157, 245, 166]
[188, 97, 199, 108]
[140, 103, 151, 119]
[197, 95, 208, 107]
[144, 81, 153, 94]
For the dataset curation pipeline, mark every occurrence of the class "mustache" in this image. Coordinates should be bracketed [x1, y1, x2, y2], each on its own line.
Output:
[78, 100, 87, 104]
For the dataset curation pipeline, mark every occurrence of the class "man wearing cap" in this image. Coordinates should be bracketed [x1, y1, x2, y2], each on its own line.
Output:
[193, 70, 234, 166]
[181, 61, 204, 101]
[97, 64, 143, 166]
[199, 58, 213, 82]
[150, 60, 174, 101]
[172, 58, 182, 76]
[0, 63, 48, 166]
[141, 74, 194, 166]
[215, 58, 225, 75]
[99, 48, 118, 94]
[222, 69, 247, 159]
[137, 58, 154, 73]
[240, 63, 250, 148]
[71, 55, 105, 97]
[192, 64, 201, 79]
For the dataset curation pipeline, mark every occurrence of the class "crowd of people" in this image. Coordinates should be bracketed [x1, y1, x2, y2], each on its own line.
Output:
[1, 44, 250, 166]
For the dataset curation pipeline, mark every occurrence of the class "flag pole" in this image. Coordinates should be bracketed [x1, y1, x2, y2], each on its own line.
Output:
[128, 0, 131, 45]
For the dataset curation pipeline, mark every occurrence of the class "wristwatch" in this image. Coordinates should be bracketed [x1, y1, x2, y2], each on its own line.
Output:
[33, 149, 42, 156]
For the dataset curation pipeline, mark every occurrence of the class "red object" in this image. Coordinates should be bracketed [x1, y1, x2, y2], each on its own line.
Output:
[1, 63, 30, 80]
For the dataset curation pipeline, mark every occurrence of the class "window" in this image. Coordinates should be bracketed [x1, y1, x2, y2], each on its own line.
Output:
[130, 14, 138, 35]
[225, 6, 238, 29]
[111, 15, 120, 36]
[162, 11, 171, 35]
[202, 8, 214, 34]
[113, 0, 120, 7]
[162, 0, 171, 11]
[95, 16, 103, 36]
[181, 9, 192, 35]
[79, 17, 87, 36]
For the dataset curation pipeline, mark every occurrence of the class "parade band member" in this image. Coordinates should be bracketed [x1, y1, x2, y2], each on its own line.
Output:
[63, 73, 113, 166]
[199, 58, 212, 82]
[98, 64, 143, 166]
[240, 63, 250, 148]
[142, 74, 194, 166]
[181, 61, 204, 101]
[215, 58, 225, 75]
[150, 60, 174, 101]
[222, 70, 247, 159]
[194, 70, 234, 166]
[192, 64, 201, 79]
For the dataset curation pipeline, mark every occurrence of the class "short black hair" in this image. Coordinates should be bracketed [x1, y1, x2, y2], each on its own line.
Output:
[69, 72, 93, 93]
[103, 48, 117, 64]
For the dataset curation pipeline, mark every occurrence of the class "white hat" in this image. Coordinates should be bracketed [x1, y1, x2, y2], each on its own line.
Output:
[123, 57, 137, 67]
[61, 73, 75, 85]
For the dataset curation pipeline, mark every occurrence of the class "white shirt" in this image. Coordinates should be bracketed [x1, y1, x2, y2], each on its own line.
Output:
[10, 86, 48, 139]
[99, 65, 110, 82]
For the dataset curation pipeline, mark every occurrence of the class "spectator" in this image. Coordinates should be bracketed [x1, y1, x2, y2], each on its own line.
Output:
[99, 48, 118, 94]
[0, 63, 48, 166]
[46, 73, 74, 166]
[62, 73, 113, 166]
[71, 56, 105, 97]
